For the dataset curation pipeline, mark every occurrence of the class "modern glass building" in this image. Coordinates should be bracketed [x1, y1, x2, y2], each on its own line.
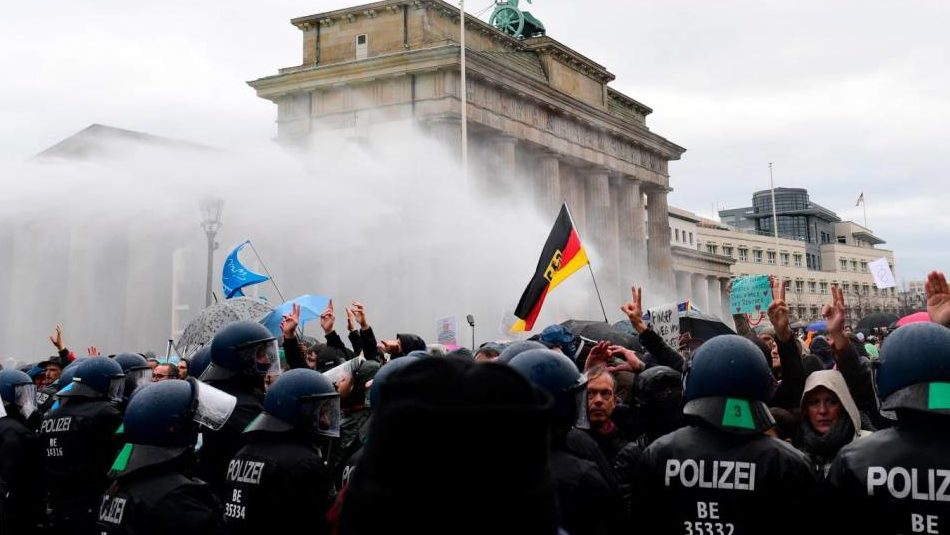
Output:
[719, 188, 840, 271]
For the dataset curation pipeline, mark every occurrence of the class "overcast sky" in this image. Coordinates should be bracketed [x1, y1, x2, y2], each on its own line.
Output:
[2, 0, 947, 282]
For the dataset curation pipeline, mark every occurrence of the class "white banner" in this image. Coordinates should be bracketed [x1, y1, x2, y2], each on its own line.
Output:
[648, 302, 681, 349]
[868, 257, 896, 289]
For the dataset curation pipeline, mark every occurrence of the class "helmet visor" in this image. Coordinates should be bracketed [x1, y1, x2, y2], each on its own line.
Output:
[14, 383, 37, 419]
[239, 339, 281, 376]
[323, 357, 360, 386]
[108, 376, 125, 403]
[192, 379, 237, 431]
[299, 396, 341, 438]
[574, 386, 590, 430]
[127, 368, 153, 389]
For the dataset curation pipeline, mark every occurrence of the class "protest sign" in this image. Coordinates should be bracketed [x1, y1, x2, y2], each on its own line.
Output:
[730, 275, 773, 315]
[868, 258, 896, 289]
[648, 302, 680, 349]
[436, 316, 459, 347]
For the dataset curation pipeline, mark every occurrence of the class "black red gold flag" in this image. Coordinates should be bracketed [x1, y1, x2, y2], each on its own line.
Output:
[511, 204, 589, 332]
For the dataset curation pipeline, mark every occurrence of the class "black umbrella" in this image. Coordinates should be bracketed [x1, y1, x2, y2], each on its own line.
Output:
[680, 310, 736, 341]
[561, 320, 643, 351]
[856, 312, 899, 332]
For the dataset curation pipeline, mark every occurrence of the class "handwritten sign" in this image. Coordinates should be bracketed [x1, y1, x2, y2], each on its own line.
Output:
[730, 275, 773, 315]
[436, 316, 458, 347]
[648, 302, 680, 349]
[868, 258, 896, 289]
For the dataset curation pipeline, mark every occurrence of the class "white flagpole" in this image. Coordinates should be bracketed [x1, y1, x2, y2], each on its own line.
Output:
[769, 162, 779, 249]
[459, 0, 469, 188]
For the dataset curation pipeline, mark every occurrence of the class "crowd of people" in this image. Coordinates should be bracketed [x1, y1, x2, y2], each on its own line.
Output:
[0, 270, 948, 534]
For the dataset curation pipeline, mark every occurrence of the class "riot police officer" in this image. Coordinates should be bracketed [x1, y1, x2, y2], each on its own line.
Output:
[35, 356, 88, 415]
[113, 352, 153, 409]
[509, 348, 622, 535]
[40, 356, 125, 532]
[220, 368, 340, 534]
[96, 378, 235, 534]
[828, 322, 950, 534]
[197, 321, 280, 497]
[632, 335, 817, 535]
[0, 369, 45, 534]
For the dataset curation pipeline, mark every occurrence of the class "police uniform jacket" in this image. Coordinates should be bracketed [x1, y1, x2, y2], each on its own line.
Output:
[0, 413, 45, 534]
[195, 380, 263, 498]
[96, 462, 221, 535]
[221, 432, 333, 535]
[40, 398, 123, 523]
[633, 424, 818, 535]
[828, 419, 950, 534]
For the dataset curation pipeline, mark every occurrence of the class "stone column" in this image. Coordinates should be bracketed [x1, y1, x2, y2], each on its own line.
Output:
[586, 167, 617, 303]
[646, 186, 676, 293]
[691, 274, 709, 312]
[720, 277, 736, 330]
[536, 150, 561, 217]
[615, 176, 648, 287]
[675, 271, 691, 303]
[487, 134, 517, 195]
[706, 276, 722, 319]
[426, 116, 462, 161]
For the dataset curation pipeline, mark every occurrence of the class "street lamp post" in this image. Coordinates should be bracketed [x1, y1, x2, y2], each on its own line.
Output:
[200, 198, 224, 308]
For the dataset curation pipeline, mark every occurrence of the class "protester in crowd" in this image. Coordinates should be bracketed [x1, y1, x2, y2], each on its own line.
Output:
[339, 357, 558, 535]
[153, 361, 180, 382]
[764, 278, 807, 411]
[221, 369, 339, 535]
[377, 332, 426, 359]
[177, 357, 189, 379]
[620, 286, 685, 373]
[196, 319, 281, 498]
[41, 357, 125, 532]
[795, 369, 870, 476]
[582, 364, 629, 467]
[36, 356, 88, 415]
[97, 379, 230, 533]
[632, 335, 817, 534]
[0, 369, 45, 534]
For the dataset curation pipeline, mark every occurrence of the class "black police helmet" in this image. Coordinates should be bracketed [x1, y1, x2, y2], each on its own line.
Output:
[113, 353, 150, 372]
[369, 355, 421, 409]
[203, 320, 277, 381]
[59, 357, 124, 402]
[878, 322, 950, 414]
[683, 335, 775, 433]
[246, 368, 341, 437]
[0, 369, 33, 404]
[496, 340, 546, 365]
[188, 346, 213, 378]
[125, 379, 198, 448]
[508, 348, 587, 428]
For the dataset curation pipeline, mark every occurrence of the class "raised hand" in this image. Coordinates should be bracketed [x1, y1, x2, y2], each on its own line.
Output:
[281, 303, 301, 339]
[620, 286, 648, 334]
[351, 301, 369, 330]
[584, 341, 611, 371]
[926, 271, 950, 327]
[822, 286, 848, 352]
[49, 324, 65, 352]
[767, 276, 792, 342]
[607, 344, 646, 373]
[319, 300, 336, 335]
[345, 306, 357, 332]
[87, 346, 100, 357]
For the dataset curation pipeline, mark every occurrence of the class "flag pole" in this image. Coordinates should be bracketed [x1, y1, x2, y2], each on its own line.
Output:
[863, 196, 868, 228]
[246, 241, 286, 303]
[562, 202, 609, 323]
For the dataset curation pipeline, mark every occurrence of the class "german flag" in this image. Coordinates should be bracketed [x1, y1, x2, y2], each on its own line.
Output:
[511, 204, 589, 332]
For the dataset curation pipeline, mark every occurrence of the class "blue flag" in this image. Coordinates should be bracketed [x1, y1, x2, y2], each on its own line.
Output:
[223, 241, 269, 299]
